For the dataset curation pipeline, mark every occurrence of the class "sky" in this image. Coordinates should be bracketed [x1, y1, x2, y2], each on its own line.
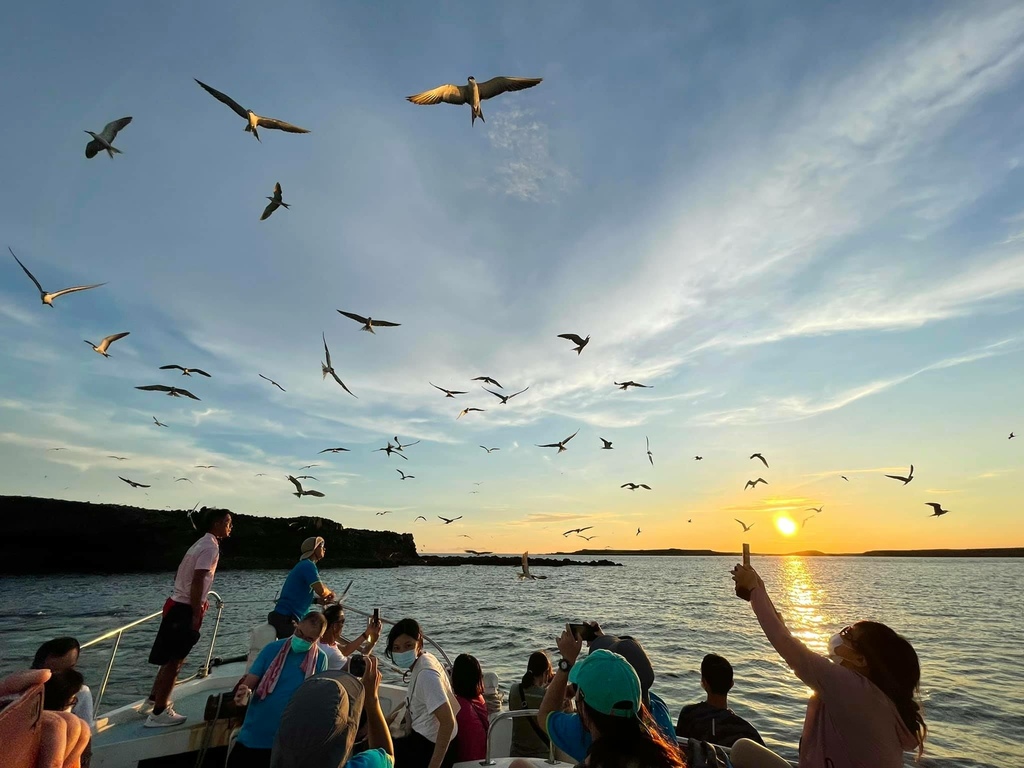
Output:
[1, 0, 1023, 556]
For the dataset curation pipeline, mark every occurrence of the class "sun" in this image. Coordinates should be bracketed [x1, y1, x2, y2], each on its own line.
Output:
[775, 516, 798, 536]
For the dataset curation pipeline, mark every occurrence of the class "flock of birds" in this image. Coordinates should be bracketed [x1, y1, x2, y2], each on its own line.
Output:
[11, 70, 1014, 558]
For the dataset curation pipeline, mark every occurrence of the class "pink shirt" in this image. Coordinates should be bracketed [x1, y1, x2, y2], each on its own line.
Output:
[454, 694, 489, 761]
[750, 585, 919, 768]
[171, 533, 220, 605]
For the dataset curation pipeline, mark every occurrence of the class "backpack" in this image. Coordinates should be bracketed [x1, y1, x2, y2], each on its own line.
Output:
[683, 738, 733, 768]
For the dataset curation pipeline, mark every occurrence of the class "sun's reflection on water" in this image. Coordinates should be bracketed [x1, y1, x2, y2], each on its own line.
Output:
[779, 557, 829, 655]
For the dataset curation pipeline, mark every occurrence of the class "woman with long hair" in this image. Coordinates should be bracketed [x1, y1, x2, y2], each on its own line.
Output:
[449, 654, 489, 762]
[509, 651, 553, 758]
[731, 564, 926, 768]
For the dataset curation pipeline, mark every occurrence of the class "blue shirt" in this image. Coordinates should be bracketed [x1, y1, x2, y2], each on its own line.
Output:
[274, 559, 321, 620]
[237, 639, 329, 750]
[547, 693, 677, 762]
[346, 748, 393, 768]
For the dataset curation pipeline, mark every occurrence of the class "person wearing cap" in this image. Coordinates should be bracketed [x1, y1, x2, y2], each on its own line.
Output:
[676, 653, 764, 748]
[268, 537, 337, 640]
[143, 507, 234, 728]
[270, 655, 394, 768]
[527, 638, 684, 768]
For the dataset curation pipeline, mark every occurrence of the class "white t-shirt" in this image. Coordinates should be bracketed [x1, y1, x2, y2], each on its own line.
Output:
[407, 652, 459, 744]
[318, 641, 347, 671]
[171, 533, 220, 605]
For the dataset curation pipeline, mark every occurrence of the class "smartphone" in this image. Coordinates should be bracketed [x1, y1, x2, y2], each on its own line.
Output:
[568, 623, 596, 642]
[349, 653, 366, 677]
[742, 543, 750, 567]
[372, 608, 380, 623]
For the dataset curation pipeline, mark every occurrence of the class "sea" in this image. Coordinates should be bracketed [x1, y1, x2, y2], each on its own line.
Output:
[1, 555, 1020, 768]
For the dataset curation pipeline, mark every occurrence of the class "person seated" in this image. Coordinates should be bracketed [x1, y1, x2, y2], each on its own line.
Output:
[450, 655, 489, 763]
[319, 605, 382, 671]
[268, 537, 336, 640]
[228, 613, 330, 768]
[32, 637, 94, 730]
[270, 655, 394, 768]
[517, 641, 683, 768]
[676, 653, 764, 747]
[508, 651, 552, 758]
[0, 669, 91, 768]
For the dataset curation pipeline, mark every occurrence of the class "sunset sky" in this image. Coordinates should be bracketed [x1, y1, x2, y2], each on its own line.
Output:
[1, 1, 1022, 555]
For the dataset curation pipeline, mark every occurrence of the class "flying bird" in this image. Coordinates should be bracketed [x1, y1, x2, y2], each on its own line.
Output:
[397, 469, 415, 480]
[259, 373, 286, 392]
[471, 376, 502, 388]
[414, 516, 427, 522]
[337, 310, 401, 334]
[194, 79, 310, 141]
[135, 385, 200, 400]
[562, 526, 593, 537]
[319, 447, 350, 454]
[9, 247, 106, 307]
[430, 383, 467, 398]
[321, 333, 356, 398]
[457, 407, 485, 419]
[152, 416, 168, 428]
[479, 446, 500, 453]
[750, 453, 769, 469]
[260, 182, 290, 220]
[287, 475, 325, 498]
[744, 478, 768, 490]
[805, 506, 823, 514]
[107, 456, 129, 461]
[375, 443, 408, 460]
[517, 551, 548, 580]
[885, 465, 915, 485]
[160, 365, 211, 377]
[735, 519, 754, 532]
[118, 476, 149, 489]
[925, 502, 950, 518]
[537, 429, 580, 453]
[557, 333, 590, 355]
[600, 438, 613, 450]
[438, 516, 463, 525]
[84, 332, 130, 357]
[614, 381, 651, 390]
[407, 76, 542, 125]
[646, 436, 654, 466]
[84, 116, 132, 159]
[483, 386, 529, 404]
[621, 483, 651, 491]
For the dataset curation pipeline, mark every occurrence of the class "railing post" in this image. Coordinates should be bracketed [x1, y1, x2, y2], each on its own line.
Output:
[95, 629, 123, 712]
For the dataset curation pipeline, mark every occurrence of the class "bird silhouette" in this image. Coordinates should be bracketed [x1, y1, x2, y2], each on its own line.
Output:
[621, 483, 651, 491]
[136, 385, 200, 400]
[84, 116, 132, 158]
[438, 516, 463, 525]
[9, 247, 105, 306]
[735, 519, 754, 532]
[287, 475, 325, 498]
[337, 310, 401, 333]
[430, 383, 467, 398]
[885, 465, 914, 485]
[750, 453, 769, 469]
[259, 373, 286, 392]
[614, 381, 651, 390]
[744, 478, 768, 490]
[194, 79, 310, 141]
[925, 502, 949, 518]
[160, 365, 211, 377]
[557, 333, 590, 355]
[84, 332, 130, 357]
[260, 182, 290, 220]
[321, 333, 356, 398]
[407, 76, 542, 125]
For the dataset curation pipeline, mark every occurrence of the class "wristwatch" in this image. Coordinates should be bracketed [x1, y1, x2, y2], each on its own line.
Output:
[557, 658, 573, 673]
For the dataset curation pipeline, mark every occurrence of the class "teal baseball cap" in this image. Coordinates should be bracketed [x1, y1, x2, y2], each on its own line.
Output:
[568, 649, 641, 718]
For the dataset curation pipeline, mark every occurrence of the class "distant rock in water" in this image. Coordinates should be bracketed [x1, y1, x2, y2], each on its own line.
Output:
[0, 496, 418, 574]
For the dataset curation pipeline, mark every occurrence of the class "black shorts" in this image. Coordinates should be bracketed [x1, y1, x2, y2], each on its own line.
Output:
[148, 601, 201, 665]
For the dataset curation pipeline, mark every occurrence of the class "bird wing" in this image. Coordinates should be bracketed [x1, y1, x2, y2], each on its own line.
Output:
[100, 332, 130, 348]
[100, 116, 132, 143]
[287, 475, 303, 493]
[136, 385, 173, 393]
[49, 283, 106, 300]
[194, 79, 249, 119]
[8, 248, 44, 294]
[255, 116, 311, 134]
[372, 319, 401, 327]
[558, 333, 585, 345]
[260, 200, 278, 220]
[160, 365, 185, 372]
[563, 428, 580, 445]
[338, 310, 370, 325]
[475, 77, 543, 101]
[177, 388, 201, 400]
[407, 83, 468, 106]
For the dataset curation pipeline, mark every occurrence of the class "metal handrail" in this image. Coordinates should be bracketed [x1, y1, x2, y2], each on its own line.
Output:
[482, 709, 560, 766]
[80, 591, 225, 712]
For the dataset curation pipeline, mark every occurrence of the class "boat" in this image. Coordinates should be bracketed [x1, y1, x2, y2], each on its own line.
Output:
[75, 591, 575, 768]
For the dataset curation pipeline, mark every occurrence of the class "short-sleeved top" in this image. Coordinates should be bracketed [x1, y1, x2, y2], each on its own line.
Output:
[509, 683, 549, 758]
[345, 748, 394, 768]
[238, 639, 329, 750]
[547, 694, 676, 763]
[274, 559, 322, 620]
[676, 701, 764, 747]
[407, 652, 460, 744]
[171, 533, 220, 605]
[318, 641, 347, 671]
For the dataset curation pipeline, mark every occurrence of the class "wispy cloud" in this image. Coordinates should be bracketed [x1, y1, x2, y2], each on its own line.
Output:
[485, 108, 573, 202]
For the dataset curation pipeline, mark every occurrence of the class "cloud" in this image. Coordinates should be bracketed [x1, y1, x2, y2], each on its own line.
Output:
[484, 108, 574, 202]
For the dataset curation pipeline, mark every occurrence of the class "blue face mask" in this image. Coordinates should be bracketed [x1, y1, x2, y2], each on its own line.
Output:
[392, 649, 418, 670]
[291, 636, 314, 654]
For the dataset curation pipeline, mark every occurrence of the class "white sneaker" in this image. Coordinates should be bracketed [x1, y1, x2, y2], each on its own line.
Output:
[144, 707, 187, 728]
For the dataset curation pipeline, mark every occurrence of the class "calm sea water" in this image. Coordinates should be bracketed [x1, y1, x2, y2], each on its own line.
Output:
[1, 556, 1020, 767]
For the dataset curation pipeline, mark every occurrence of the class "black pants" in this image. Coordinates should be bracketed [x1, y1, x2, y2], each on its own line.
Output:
[267, 610, 296, 639]
[227, 741, 271, 768]
[393, 730, 455, 768]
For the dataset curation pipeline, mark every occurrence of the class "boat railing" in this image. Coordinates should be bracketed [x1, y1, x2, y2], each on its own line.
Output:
[482, 709, 560, 766]
[80, 590, 225, 712]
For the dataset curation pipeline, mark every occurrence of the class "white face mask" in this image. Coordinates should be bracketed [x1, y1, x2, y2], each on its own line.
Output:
[827, 632, 845, 663]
